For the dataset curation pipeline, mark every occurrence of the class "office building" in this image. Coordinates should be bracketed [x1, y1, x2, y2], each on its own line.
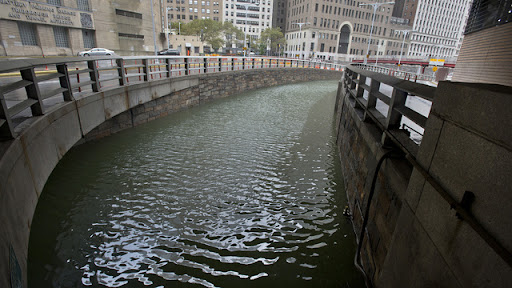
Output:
[222, 0, 273, 44]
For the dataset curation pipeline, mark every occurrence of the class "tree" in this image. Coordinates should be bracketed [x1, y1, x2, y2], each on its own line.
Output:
[258, 27, 286, 56]
[179, 19, 225, 50]
[223, 21, 244, 49]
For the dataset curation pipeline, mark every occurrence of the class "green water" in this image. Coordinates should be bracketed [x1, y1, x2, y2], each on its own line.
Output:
[28, 80, 365, 288]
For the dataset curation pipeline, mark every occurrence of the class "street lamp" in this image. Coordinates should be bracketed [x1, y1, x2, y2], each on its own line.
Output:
[165, 7, 172, 50]
[359, 2, 395, 64]
[239, 2, 259, 57]
[292, 22, 310, 59]
[396, 29, 411, 68]
[150, 0, 157, 55]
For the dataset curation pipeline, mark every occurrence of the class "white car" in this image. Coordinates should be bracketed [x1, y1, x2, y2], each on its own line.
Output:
[77, 48, 115, 56]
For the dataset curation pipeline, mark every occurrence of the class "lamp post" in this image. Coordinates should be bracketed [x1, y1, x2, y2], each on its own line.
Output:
[165, 7, 172, 50]
[375, 43, 382, 66]
[359, 2, 394, 64]
[292, 22, 310, 59]
[396, 29, 411, 69]
[150, 0, 157, 55]
[239, 2, 259, 57]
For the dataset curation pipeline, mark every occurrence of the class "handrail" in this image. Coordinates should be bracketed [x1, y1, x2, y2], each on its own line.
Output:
[0, 56, 343, 139]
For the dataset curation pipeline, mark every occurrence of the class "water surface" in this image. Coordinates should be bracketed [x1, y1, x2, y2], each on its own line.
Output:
[29, 81, 365, 288]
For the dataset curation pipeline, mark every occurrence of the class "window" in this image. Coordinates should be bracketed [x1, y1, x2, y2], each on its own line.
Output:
[48, 0, 62, 5]
[118, 33, 144, 39]
[53, 27, 69, 47]
[77, 0, 90, 11]
[17, 22, 38, 46]
[82, 30, 95, 48]
[115, 9, 143, 19]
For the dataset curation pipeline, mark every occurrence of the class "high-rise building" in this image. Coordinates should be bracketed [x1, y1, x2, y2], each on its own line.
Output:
[284, 0, 412, 61]
[272, 0, 287, 33]
[406, 0, 472, 59]
[222, 0, 274, 45]
[165, 0, 223, 23]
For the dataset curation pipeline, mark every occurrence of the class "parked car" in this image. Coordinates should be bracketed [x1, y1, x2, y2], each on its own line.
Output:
[158, 49, 180, 56]
[77, 48, 115, 56]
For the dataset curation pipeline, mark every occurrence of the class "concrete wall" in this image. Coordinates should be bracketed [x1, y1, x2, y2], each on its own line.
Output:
[0, 68, 341, 288]
[335, 80, 512, 287]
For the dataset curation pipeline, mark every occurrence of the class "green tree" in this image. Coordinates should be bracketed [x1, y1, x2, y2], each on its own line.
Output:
[223, 21, 244, 48]
[179, 19, 225, 50]
[258, 27, 286, 56]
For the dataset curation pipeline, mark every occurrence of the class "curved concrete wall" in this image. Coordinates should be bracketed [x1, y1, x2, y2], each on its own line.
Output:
[0, 68, 342, 287]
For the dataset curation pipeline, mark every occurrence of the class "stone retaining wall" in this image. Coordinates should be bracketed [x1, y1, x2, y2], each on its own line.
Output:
[84, 68, 342, 142]
[334, 80, 512, 288]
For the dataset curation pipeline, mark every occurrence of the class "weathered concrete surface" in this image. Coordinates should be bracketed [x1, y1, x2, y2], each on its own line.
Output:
[0, 68, 342, 288]
[335, 80, 512, 287]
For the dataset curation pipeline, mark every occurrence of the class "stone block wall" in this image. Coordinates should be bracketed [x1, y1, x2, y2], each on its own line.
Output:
[84, 68, 342, 142]
[335, 79, 512, 288]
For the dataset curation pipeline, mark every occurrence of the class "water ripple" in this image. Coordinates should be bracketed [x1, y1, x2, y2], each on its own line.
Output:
[29, 81, 365, 288]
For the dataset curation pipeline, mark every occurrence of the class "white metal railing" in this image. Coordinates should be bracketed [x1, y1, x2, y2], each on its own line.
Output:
[352, 63, 436, 83]
[0, 56, 343, 139]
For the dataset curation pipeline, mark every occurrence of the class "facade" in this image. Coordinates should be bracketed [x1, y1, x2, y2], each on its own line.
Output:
[272, 0, 286, 32]
[222, 0, 273, 45]
[165, 0, 222, 23]
[283, 0, 412, 61]
[0, 0, 178, 57]
[452, 0, 512, 86]
[406, 0, 472, 59]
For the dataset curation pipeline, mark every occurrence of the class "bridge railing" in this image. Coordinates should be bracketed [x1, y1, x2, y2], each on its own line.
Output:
[352, 63, 436, 82]
[341, 64, 436, 155]
[0, 56, 342, 139]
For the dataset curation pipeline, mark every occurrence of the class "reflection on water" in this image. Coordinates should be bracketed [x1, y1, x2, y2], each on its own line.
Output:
[28, 81, 365, 288]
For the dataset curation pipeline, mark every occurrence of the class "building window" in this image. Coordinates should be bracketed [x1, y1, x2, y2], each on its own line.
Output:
[118, 33, 144, 39]
[18, 22, 38, 46]
[48, 0, 62, 5]
[53, 27, 69, 48]
[77, 0, 90, 11]
[82, 30, 95, 48]
[115, 9, 143, 19]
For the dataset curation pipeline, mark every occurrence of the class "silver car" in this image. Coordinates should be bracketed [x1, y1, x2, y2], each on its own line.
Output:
[77, 48, 115, 56]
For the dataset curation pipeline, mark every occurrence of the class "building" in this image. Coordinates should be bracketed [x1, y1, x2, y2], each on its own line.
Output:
[283, 0, 412, 61]
[406, 0, 472, 59]
[222, 0, 274, 46]
[452, 0, 512, 86]
[0, 0, 180, 57]
[272, 0, 286, 32]
[165, 0, 223, 23]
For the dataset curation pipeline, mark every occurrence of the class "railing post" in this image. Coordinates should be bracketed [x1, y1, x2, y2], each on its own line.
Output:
[87, 60, 100, 92]
[231, 57, 235, 71]
[20, 68, 44, 115]
[365, 78, 380, 121]
[142, 59, 149, 81]
[252, 57, 255, 69]
[185, 57, 190, 75]
[242, 57, 246, 70]
[0, 91, 15, 138]
[116, 59, 127, 86]
[165, 58, 171, 78]
[204, 57, 208, 74]
[219, 57, 222, 72]
[386, 88, 408, 130]
[56, 64, 73, 101]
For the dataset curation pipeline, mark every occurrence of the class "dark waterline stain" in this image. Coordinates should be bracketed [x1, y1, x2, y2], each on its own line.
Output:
[28, 81, 365, 288]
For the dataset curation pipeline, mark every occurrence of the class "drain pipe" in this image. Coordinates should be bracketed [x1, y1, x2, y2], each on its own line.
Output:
[353, 149, 401, 288]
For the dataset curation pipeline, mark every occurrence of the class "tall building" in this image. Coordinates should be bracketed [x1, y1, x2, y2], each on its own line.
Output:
[406, 0, 472, 59]
[272, 0, 287, 33]
[222, 0, 274, 45]
[284, 0, 412, 61]
[165, 0, 223, 23]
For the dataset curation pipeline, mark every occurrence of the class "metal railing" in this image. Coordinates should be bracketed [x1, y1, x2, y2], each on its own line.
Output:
[352, 63, 436, 83]
[0, 56, 343, 139]
[342, 64, 435, 152]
